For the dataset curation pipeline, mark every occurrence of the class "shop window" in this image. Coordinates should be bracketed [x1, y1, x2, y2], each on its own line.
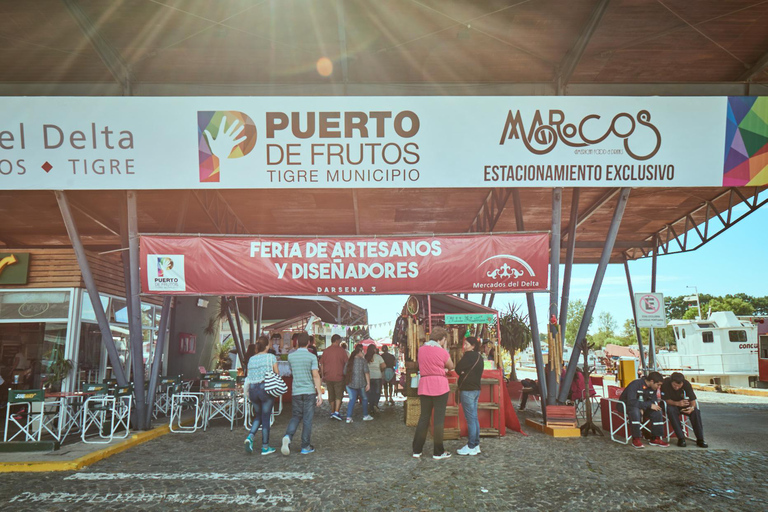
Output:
[702, 331, 714, 343]
[0, 291, 70, 320]
[77, 323, 104, 385]
[728, 330, 747, 343]
[760, 337, 768, 359]
[81, 294, 109, 322]
[0, 322, 67, 390]
[141, 304, 154, 328]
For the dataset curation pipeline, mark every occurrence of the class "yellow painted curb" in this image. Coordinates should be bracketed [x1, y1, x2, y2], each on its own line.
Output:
[690, 383, 768, 398]
[0, 423, 172, 473]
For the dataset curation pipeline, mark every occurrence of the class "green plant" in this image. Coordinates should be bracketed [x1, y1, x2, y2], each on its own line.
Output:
[47, 348, 73, 390]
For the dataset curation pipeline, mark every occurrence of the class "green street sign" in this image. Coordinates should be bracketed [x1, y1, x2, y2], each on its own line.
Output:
[0, 253, 30, 285]
[444, 314, 494, 325]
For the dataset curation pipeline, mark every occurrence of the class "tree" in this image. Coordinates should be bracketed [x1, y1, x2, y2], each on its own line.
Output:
[496, 303, 532, 381]
[682, 296, 755, 319]
[565, 299, 590, 347]
[667, 293, 767, 319]
[591, 311, 617, 349]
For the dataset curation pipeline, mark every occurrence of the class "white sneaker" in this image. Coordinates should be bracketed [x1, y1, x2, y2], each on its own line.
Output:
[363, 415, 374, 421]
[432, 451, 451, 460]
[456, 445, 472, 456]
[471, 446, 481, 455]
[280, 435, 291, 456]
[346, 417, 353, 424]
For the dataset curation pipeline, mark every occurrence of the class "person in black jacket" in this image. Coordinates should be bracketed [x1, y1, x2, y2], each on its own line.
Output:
[619, 371, 669, 449]
[455, 336, 484, 456]
[660, 372, 707, 448]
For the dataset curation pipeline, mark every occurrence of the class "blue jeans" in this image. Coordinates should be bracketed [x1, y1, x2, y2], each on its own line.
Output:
[460, 390, 480, 449]
[284, 394, 316, 449]
[346, 386, 368, 419]
[248, 383, 275, 445]
[367, 379, 382, 412]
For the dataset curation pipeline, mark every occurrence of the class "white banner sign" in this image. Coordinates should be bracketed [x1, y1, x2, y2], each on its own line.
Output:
[0, 96, 764, 190]
[634, 292, 667, 328]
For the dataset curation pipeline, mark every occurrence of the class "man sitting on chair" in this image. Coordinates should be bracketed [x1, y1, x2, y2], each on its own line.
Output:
[619, 371, 669, 449]
[661, 372, 708, 448]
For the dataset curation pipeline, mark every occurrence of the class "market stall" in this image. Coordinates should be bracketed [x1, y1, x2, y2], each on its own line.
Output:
[396, 295, 520, 437]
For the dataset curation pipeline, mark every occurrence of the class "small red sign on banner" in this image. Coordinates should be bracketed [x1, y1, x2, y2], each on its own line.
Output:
[141, 233, 549, 296]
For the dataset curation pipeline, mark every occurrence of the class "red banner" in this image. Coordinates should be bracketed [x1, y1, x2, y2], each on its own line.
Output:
[140, 233, 549, 296]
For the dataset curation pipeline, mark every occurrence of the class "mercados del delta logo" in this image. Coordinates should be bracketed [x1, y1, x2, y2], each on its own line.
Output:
[474, 253, 540, 291]
[198, 111, 257, 182]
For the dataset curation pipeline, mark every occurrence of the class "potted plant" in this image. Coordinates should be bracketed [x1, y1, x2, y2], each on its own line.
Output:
[47, 349, 74, 391]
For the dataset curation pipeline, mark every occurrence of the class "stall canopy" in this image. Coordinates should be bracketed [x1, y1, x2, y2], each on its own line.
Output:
[235, 295, 367, 327]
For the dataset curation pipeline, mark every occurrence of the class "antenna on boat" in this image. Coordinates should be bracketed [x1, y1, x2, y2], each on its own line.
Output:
[685, 286, 702, 320]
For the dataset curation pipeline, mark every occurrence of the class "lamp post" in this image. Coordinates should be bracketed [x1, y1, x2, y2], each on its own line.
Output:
[685, 286, 702, 320]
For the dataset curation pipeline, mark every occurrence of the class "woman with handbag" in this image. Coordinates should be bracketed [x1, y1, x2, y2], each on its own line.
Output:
[244, 336, 279, 455]
[455, 336, 484, 456]
[412, 326, 455, 460]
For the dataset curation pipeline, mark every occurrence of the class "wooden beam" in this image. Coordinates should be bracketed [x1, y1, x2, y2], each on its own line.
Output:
[556, 0, 610, 92]
[561, 188, 620, 241]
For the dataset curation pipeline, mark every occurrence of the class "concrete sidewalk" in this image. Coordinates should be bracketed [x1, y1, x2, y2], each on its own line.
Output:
[0, 422, 174, 472]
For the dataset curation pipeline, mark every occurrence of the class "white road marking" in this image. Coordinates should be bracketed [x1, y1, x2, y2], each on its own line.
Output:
[64, 471, 314, 481]
[9, 491, 292, 505]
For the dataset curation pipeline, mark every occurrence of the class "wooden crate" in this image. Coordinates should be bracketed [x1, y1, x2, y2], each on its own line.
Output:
[405, 397, 421, 426]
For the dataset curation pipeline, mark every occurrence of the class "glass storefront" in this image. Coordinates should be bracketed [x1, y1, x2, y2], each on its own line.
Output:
[0, 288, 167, 397]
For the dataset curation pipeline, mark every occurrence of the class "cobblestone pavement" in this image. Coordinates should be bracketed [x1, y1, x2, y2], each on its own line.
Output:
[1, 398, 767, 511]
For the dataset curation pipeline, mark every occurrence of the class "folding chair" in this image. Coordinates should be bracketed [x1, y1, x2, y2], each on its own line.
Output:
[203, 380, 237, 431]
[110, 384, 133, 439]
[589, 375, 605, 397]
[601, 385, 655, 444]
[169, 390, 204, 433]
[153, 376, 180, 419]
[662, 401, 702, 442]
[574, 388, 601, 422]
[81, 383, 114, 444]
[4, 389, 45, 442]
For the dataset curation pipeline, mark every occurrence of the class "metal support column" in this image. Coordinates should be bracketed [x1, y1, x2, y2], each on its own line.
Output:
[559, 188, 631, 403]
[126, 191, 147, 428]
[223, 298, 245, 365]
[256, 296, 263, 338]
[559, 189, 579, 347]
[623, 259, 647, 372]
[547, 188, 562, 404]
[512, 189, 547, 419]
[55, 191, 128, 386]
[232, 297, 248, 360]
[250, 297, 255, 345]
[144, 296, 171, 428]
[648, 235, 658, 370]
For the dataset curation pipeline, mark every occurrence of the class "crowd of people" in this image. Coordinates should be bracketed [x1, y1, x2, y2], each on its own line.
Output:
[242, 332, 401, 456]
[241, 329, 708, 458]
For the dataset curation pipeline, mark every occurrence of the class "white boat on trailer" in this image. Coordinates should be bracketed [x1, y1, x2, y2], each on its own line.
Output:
[658, 311, 759, 388]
